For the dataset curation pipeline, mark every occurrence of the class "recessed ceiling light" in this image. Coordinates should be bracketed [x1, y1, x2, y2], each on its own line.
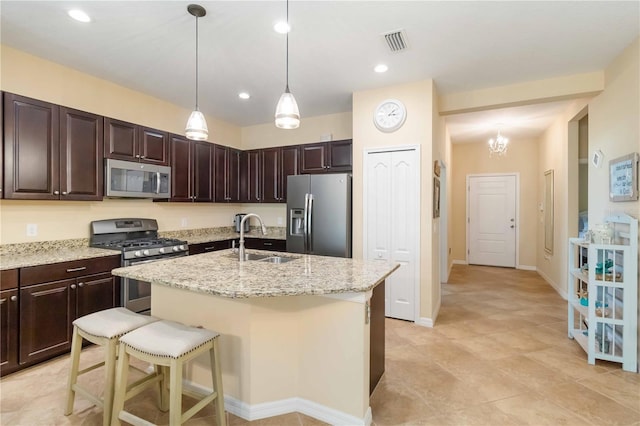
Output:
[68, 9, 91, 23]
[274, 21, 290, 34]
[238, 92, 250, 100]
[374, 64, 388, 73]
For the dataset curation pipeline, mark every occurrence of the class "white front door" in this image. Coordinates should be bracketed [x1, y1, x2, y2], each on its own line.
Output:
[468, 175, 517, 268]
[365, 148, 419, 321]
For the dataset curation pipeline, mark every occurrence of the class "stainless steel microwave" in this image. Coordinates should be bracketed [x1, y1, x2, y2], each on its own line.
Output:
[105, 159, 171, 199]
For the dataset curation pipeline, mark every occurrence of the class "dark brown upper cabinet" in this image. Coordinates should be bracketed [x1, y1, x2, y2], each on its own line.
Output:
[169, 134, 213, 202]
[104, 118, 169, 166]
[262, 145, 300, 203]
[241, 150, 262, 203]
[0, 92, 3, 198]
[300, 139, 352, 174]
[214, 145, 241, 202]
[3, 93, 103, 201]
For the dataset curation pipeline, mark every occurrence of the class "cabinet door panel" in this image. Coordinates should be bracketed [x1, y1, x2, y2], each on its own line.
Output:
[300, 143, 327, 174]
[104, 118, 137, 161]
[139, 127, 169, 165]
[243, 150, 262, 202]
[170, 135, 193, 201]
[0, 289, 19, 376]
[59, 107, 104, 200]
[228, 148, 241, 202]
[262, 148, 280, 203]
[213, 144, 227, 202]
[76, 273, 115, 318]
[20, 279, 74, 365]
[328, 139, 352, 172]
[280, 145, 299, 202]
[193, 141, 212, 202]
[3, 94, 59, 199]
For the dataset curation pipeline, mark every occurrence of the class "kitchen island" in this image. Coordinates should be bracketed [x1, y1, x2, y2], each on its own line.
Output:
[111, 249, 398, 425]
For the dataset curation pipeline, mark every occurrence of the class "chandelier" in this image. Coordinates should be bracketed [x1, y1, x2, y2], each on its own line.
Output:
[488, 129, 508, 156]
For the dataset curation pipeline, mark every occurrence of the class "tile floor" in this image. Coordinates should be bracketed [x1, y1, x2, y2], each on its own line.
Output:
[1, 265, 638, 425]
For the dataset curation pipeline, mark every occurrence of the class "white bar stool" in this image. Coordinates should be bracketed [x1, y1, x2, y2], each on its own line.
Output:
[111, 320, 226, 426]
[65, 307, 159, 426]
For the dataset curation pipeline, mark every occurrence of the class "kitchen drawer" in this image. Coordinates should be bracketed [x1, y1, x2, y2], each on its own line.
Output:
[244, 238, 286, 252]
[20, 255, 120, 286]
[1, 269, 18, 291]
[189, 240, 233, 255]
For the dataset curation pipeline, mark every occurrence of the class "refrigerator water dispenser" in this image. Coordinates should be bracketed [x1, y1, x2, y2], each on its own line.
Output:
[290, 209, 305, 236]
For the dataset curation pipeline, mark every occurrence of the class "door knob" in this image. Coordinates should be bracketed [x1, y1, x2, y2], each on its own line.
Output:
[510, 225, 515, 228]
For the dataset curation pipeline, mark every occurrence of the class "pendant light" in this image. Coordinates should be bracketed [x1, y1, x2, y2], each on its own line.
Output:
[275, 0, 300, 129]
[488, 125, 509, 157]
[185, 4, 208, 141]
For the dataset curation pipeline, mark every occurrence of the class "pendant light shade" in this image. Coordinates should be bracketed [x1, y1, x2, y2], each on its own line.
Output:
[275, 0, 300, 129]
[275, 87, 300, 129]
[186, 4, 208, 140]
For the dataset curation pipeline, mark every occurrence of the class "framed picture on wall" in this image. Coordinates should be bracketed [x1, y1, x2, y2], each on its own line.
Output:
[433, 177, 440, 218]
[609, 152, 639, 202]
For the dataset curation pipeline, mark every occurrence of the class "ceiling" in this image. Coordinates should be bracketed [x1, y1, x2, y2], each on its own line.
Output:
[1, 1, 638, 142]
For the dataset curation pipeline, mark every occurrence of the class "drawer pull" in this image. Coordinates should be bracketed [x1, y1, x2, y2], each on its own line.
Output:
[10, 296, 17, 302]
[66, 267, 87, 273]
[263, 242, 273, 246]
[204, 246, 217, 251]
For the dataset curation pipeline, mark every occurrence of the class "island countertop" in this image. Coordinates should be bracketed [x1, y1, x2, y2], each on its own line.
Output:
[111, 249, 399, 298]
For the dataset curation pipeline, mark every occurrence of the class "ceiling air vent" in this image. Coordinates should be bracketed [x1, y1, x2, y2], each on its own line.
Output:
[382, 29, 408, 52]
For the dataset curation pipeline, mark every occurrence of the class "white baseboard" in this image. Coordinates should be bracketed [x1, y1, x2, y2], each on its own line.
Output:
[517, 264, 537, 271]
[415, 317, 434, 328]
[536, 268, 568, 300]
[183, 380, 371, 425]
[451, 259, 467, 265]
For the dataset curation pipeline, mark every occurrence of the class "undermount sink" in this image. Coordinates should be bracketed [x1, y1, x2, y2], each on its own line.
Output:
[225, 253, 297, 263]
[257, 256, 296, 264]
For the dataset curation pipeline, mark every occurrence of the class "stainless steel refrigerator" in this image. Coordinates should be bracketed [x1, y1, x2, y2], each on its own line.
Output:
[286, 174, 352, 258]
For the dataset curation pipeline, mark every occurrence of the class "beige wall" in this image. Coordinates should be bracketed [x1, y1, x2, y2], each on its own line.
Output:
[0, 45, 352, 244]
[353, 79, 438, 323]
[450, 138, 539, 267]
[587, 37, 639, 365]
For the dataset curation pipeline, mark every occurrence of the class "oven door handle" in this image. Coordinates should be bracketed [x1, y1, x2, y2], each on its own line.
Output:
[127, 253, 186, 266]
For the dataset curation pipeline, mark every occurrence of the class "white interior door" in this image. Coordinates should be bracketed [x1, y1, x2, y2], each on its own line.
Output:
[365, 148, 419, 321]
[468, 175, 517, 267]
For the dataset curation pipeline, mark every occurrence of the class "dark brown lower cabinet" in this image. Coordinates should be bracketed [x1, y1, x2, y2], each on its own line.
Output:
[76, 273, 116, 318]
[1, 269, 19, 377]
[370, 281, 385, 394]
[189, 240, 233, 255]
[244, 238, 286, 252]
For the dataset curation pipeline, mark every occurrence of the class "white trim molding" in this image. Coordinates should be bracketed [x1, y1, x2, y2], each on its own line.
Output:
[452, 259, 468, 265]
[517, 265, 537, 271]
[536, 269, 568, 300]
[184, 380, 372, 425]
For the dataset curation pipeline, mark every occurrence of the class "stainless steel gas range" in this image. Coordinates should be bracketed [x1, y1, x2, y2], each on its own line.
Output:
[90, 218, 188, 314]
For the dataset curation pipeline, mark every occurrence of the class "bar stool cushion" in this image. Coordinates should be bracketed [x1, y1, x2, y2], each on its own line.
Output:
[73, 307, 158, 339]
[120, 320, 219, 359]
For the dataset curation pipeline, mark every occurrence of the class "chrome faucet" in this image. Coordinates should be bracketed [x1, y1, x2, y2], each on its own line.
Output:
[238, 213, 268, 262]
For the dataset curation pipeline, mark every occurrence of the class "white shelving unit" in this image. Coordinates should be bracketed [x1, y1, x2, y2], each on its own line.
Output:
[567, 214, 638, 372]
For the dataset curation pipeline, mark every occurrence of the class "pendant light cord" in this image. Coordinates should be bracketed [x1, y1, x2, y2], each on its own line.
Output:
[285, 0, 289, 92]
[195, 14, 199, 110]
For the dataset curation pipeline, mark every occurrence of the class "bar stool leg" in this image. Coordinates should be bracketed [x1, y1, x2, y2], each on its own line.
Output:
[102, 339, 118, 426]
[65, 326, 83, 416]
[210, 339, 226, 426]
[169, 358, 183, 425]
[156, 365, 169, 412]
[111, 344, 129, 426]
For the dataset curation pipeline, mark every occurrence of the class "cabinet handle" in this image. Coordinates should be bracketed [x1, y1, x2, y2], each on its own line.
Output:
[66, 266, 87, 273]
[70, 284, 77, 289]
[54, 190, 60, 195]
[62, 191, 68, 195]
[263, 242, 273, 246]
[10, 296, 17, 302]
[141, 156, 146, 159]
[78, 282, 84, 287]
[204, 246, 217, 251]
[136, 154, 141, 158]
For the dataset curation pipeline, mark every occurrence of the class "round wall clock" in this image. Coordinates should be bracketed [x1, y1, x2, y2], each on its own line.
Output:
[373, 99, 406, 132]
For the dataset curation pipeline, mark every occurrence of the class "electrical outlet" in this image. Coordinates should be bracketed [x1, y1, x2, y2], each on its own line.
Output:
[26, 223, 38, 237]
[180, 218, 188, 227]
[277, 217, 283, 225]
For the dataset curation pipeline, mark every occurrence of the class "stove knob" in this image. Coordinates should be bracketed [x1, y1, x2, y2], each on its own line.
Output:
[178, 245, 186, 251]
[143, 250, 150, 256]
[134, 250, 142, 257]
[172, 246, 180, 252]
[159, 248, 165, 254]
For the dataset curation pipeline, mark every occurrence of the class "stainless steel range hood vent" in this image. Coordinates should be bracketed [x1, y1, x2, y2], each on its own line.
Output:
[382, 29, 408, 52]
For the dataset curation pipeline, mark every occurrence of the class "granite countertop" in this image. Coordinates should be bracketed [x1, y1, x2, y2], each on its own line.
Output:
[0, 227, 286, 271]
[0, 239, 118, 270]
[111, 249, 399, 298]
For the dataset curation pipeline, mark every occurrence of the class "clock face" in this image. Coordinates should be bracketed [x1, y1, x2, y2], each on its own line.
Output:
[374, 99, 406, 132]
